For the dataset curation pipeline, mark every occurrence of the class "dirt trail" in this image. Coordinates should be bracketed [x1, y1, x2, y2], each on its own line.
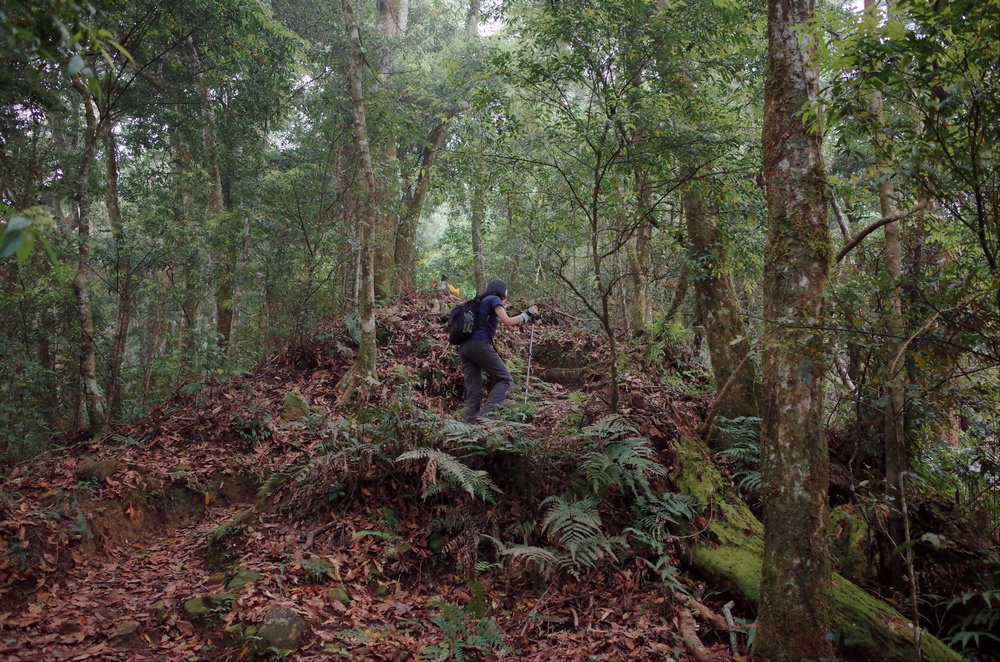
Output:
[1, 503, 246, 661]
[1, 296, 719, 660]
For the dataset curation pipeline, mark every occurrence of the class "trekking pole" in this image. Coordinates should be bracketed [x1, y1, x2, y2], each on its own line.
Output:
[524, 323, 535, 404]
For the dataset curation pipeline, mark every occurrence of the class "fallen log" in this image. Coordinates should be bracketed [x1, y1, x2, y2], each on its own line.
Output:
[671, 436, 961, 661]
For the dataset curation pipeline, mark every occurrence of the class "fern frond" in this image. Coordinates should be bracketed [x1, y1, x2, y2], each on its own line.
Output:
[500, 545, 561, 572]
[396, 448, 500, 501]
[580, 437, 666, 498]
[631, 491, 699, 539]
[577, 415, 637, 443]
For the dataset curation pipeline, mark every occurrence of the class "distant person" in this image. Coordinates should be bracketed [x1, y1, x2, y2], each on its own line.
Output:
[451, 278, 538, 422]
[432, 274, 460, 298]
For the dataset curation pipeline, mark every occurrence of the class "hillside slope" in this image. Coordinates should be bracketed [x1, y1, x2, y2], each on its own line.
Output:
[0, 296, 959, 660]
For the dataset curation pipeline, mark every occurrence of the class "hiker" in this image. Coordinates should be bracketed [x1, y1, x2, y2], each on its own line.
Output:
[432, 274, 460, 298]
[455, 279, 539, 422]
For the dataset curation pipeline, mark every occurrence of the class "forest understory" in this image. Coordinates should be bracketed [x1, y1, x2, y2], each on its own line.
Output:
[1, 296, 991, 661]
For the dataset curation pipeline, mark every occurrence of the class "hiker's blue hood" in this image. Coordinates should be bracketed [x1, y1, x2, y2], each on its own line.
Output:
[484, 279, 507, 300]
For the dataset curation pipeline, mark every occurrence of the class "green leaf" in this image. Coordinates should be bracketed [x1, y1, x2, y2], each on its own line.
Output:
[68, 54, 85, 75]
[15, 231, 34, 265]
[0, 217, 31, 258]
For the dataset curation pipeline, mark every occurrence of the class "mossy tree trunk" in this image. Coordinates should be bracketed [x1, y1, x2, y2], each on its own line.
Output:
[683, 184, 759, 437]
[757, 0, 834, 656]
[671, 435, 961, 661]
[71, 75, 107, 436]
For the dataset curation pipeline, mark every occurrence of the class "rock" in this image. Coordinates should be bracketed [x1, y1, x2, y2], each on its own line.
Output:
[327, 586, 351, 606]
[227, 568, 262, 590]
[367, 580, 390, 598]
[148, 600, 170, 620]
[113, 620, 142, 640]
[281, 391, 310, 421]
[258, 606, 306, 651]
[76, 458, 119, 482]
[428, 534, 448, 553]
[183, 593, 235, 621]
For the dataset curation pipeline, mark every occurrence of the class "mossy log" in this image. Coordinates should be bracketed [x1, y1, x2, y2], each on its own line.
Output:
[672, 437, 962, 661]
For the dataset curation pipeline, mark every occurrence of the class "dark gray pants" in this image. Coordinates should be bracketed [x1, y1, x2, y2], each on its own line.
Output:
[458, 339, 512, 420]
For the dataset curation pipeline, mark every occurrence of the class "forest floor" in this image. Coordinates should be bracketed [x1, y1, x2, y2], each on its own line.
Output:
[0, 295, 758, 660]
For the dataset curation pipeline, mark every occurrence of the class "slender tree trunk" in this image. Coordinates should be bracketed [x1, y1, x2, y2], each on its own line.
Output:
[372, 0, 409, 300]
[683, 186, 759, 439]
[338, 0, 378, 402]
[628, 166, 654, 334]
[142, 270, 171, 402]
[168, 125, 200, 362]
[104, 120, 132, 419]
[753, 0, 833, 657]
[865, 0, 908, 590]
[470, 183, 486, 292]
[70, 87, 107, 436]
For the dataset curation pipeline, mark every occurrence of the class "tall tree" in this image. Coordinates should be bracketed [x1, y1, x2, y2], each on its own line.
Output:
[754, 0, 833, 656]
[69, 71, 108, 435]
[684, 183, 760, 434]
[337, 0, 378, 402]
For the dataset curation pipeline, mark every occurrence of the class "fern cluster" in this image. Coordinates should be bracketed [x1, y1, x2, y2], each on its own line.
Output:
[422, 589, 509, 662]
[577, 415, 666, 498]
[499, 495, 626, 577]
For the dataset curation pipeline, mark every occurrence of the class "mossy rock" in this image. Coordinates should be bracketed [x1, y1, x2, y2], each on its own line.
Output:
[327, 586, 351, 606]
[227, 568, 263, 590]
[183, 593, 235, 622]
[258, 606, 306, 651]
[281, 391, 310, 422]
[76, 458, 119, 482]
[148, 600, 170, 620]
[112, 620, 142, 641]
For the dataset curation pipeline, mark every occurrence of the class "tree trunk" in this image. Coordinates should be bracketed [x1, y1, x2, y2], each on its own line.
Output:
[142, 270, 171, 403]
[470, 183, 486, 292]
[865, 0, 908, 590]
[337, 0, 378, 402]
[671, 434, 961, 662]
[104, 120, 131, 420]
[168, 125, 200, 362]
[466, 0, 480, 31]
[70, 87, 107, 436]
[683, 186, 759, 441]
[394, 118, 451, 292]
[628, 166, 654, 335]
[372, 0, 409, 300]
[755, 0, 833, 656]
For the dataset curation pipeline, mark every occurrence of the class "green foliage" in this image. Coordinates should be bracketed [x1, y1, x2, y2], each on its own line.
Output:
[576, 415, 666, 498]
[421, 597, 508, 662]
[396, 447, 500, 502]
[716, 417, 762, 498]
[630, 492, 700, 541]
[941, 589, 1000, 654]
